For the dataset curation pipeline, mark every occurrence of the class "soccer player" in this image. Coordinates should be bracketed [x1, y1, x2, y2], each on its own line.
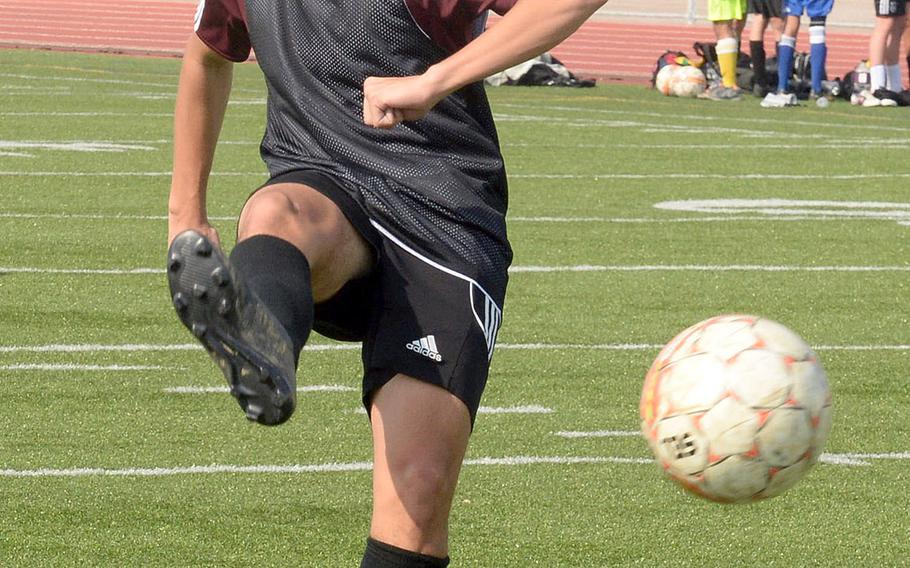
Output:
[748, 0, 785, 96]
[863, 0, 906, 106]
[762, 0, 833, 107]
[166, 0, 607, 566]
[702, 0, 748, 100]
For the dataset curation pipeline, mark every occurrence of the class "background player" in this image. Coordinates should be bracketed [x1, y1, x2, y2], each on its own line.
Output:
[864, 0, 906, 106]
[702, 0, 748, 100]
[748, 0, 785, 96]
[167, 0, 608, 566]
[761, 0, 833, 106]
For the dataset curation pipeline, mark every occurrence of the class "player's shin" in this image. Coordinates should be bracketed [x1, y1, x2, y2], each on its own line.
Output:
[809, 20, 827, 94]
[229, 235, 314, 366]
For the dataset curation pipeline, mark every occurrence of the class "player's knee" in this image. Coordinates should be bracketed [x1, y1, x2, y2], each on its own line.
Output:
[239, 188, 300, 237]
[386, 461, 453, 527]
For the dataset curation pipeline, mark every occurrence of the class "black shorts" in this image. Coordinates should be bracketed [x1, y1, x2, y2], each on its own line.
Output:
[875, 0, 906, 16]
[749, 0, 783, 17]
[254, 169, 506, 424]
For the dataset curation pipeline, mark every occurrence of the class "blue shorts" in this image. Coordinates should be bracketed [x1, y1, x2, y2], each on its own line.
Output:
[784, 0, 834, 16]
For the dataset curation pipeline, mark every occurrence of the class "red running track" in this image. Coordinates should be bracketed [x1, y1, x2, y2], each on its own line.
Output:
[0, 0, 872, 82]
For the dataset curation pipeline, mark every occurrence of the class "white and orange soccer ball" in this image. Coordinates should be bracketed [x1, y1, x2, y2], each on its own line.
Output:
[654, 64, 678, 96]
[640, 315, 833, 503]
[670, 65, 707, 98]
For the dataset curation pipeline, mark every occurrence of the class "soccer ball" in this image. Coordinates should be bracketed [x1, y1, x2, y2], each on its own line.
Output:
[640, 315, 833, 503]
[654, 64, 678, 96]
[670, 65, 707, 98]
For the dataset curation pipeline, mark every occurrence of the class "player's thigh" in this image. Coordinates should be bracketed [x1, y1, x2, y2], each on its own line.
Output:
[369, 375, 471, 550]
[710, 0, 748, 22]
[238, 182, 373, 299]
[806, 0, 833, 18]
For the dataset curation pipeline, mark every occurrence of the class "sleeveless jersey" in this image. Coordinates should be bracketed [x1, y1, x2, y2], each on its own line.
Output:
[195, 0, 515, 296]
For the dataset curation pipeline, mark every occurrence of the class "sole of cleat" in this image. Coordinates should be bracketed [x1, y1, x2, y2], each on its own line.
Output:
[167, 231, 295, 426]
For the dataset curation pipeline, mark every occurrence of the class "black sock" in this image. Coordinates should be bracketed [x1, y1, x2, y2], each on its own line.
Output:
[228, 235, 313, 365]
[360, 538, 450, 568]
[750, 40, 767, 87]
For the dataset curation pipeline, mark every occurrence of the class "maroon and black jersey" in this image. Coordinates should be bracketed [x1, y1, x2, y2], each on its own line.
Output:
[194, 0, 515, 298]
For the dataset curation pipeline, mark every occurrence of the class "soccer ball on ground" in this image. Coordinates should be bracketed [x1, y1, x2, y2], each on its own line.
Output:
[670, 65, 707, 98]
[654, 64, 678, 96]
[640, 315, 833, 503]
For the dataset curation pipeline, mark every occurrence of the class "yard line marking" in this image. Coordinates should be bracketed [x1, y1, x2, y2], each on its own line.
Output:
[1, 112, 172, 118]
[0, 72, 176, 88]
[0, 267, 164, 275]
[0, 151, 34, 158]
[509, 173, 910, 180]
[510, 265, 910, 273]
[5, 171, 910, 181]
[0, 363, 166, 371]
[352, 405, 554, 415]
[0, 456, 650, 478]
[0, 212, 235, 222]
[3, 343, 910, 353]
[3, 265, 908, 276]
[0, 171, 254, 176]
[0, 452, 901, 477]
[0, 141, 156, 152]
[164, 384, 357, 394]
[555, 430, 640, 438]
[497, 102, 910, 133]
[0, 212, 901, 225]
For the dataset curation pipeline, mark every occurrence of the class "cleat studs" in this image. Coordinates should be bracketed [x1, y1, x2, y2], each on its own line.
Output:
[172, 292, 188, 312]
[194, 237, 213, 257]
[217, 298, 232, 316]
[191, 323, 208, 338]
[192, 284, 208, 300]
[167, 254, 182, 273]
[211, 267, 230, 287]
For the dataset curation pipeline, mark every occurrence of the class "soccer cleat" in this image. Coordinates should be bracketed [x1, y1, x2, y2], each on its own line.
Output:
[872, 89, 900, 107]
[760, 92, 798, 108]
[698, 85, 743, 101]
[167, 230, 296, 425]
[860, 90, 883, 107]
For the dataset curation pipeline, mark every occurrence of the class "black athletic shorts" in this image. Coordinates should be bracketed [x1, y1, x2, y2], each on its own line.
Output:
[749, 0, 784, 17]
[253, 169, 505, 425]
[875, 0, 906, 16]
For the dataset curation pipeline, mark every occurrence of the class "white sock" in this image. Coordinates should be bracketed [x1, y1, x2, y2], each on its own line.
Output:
[886, 64, 902, 92]
[870, 64, 887, 92]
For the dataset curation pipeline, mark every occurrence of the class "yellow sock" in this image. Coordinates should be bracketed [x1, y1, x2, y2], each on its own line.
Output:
[716, 37, 738, 88]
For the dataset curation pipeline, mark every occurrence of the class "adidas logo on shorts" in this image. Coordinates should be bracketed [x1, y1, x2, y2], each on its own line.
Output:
[406, 335, 443, 362]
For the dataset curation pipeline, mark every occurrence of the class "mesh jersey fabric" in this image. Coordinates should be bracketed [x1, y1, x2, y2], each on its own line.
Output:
[196, 0, 513, 300]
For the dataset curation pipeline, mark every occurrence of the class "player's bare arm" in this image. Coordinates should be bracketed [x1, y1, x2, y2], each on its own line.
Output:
[168, 34, 234, 245]
[363, 0, 608, 128]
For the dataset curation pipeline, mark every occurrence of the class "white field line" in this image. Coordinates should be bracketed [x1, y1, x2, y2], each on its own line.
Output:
[0, 364, 167, 371]
[2, 343, 910, 353]
[0, 141, 156, 153]
[164, 384, 357, 394]
[496, 103, 910, 134]
[0, 151, 34, 158]
[0, 212, 906, 226]
[1, 113, 172, 118]
[351, 405, 554, 415]
[5, 138, 907, 150]
[509, 265, 910, 273]
[0, 453, 904, 477]
[0, 456, 652, 478]
[0, 73, 176, 89]
[3, 265, 909, 276]
[555, 430, 640, 438]
[5, 171, 910, 181]
[0, 72, 260, 95]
